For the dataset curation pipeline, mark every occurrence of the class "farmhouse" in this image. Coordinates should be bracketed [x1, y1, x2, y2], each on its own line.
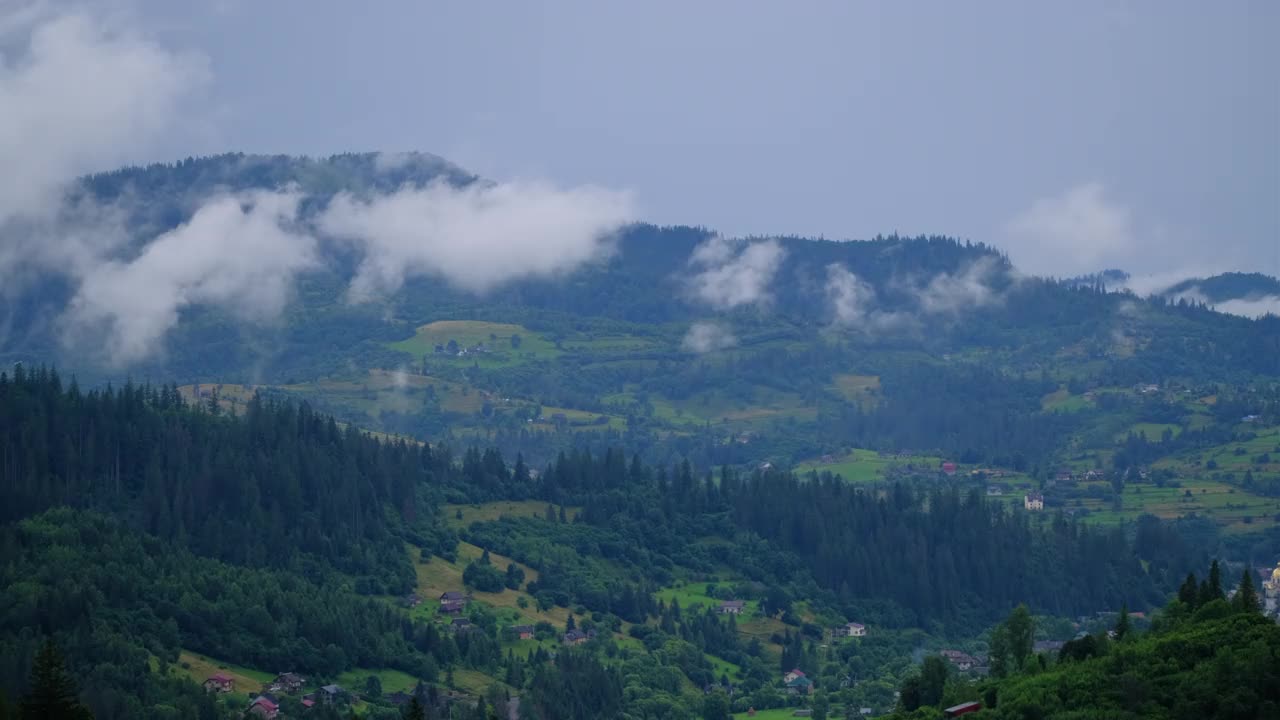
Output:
[940, 650, 978, 671]
[718, 600, 746, 614]
[785, 674, 813, 695]
[247, 696, 279, 719]
[510, 624, 535, 640]
[440, 591, 468, 604]
[1024, 492, 1045, 511]
[203, 673, 234, 693]
[941, 461, 957, 476]
[451, 617, 473, 633]
[563, 629, 590, 645]
[269, 672, 305, 694]
[783, 669, 806, 684]
[841, 622, 867, 637]
[986, 486, 1003, 496]
[402, 593, 423, 608]
[318, 684, 345, 705]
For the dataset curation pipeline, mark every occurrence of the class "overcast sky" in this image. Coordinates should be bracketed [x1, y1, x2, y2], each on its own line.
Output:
[20, 1, 1280, 277]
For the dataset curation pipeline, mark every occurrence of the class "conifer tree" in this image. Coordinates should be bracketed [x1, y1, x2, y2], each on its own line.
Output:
[1234, 567, 1259, 613]
[1177, 572, 1199, 607]
[19, 641, 93, 720]
[1114, 604, 1131, 641]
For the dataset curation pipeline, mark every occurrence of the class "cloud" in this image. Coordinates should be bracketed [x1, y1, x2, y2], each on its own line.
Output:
[1003, 183, 1134, 278]
[682, 321, 737, 353]
[825, 264, 914, 334]
[64, 191, 316, 365]
[318, 179, 635, 300]
[686, 235, 786, 309]
[914, 257, 1002, 315]
[1168, 287, 1280, 319]
[0, 8, 207, 227]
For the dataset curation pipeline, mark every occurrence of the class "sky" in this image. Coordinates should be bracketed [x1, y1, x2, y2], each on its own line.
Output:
[5, 0, 1280, 280]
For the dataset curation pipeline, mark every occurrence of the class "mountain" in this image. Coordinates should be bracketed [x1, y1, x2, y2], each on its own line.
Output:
[1163, 272, 1280, 303]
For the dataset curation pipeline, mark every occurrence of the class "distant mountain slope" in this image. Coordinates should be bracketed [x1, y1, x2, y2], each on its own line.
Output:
[1164, 272, 1280, 302]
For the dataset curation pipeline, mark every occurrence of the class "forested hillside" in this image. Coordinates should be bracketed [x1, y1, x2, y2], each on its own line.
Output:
[3, 367, 1260, 719]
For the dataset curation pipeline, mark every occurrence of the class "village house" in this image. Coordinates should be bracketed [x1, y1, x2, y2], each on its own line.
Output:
[246, 696, 279, 719]
[986, 486, 1003, 496]
[509, 624, 535, 640]
[1024, 492, 1044, 511]
[841, 622, 867, 637]
[402, 593, 422, 608]
[563, 629, 590, 645]
[269, 672, 305, 694]
[941, 461, 957, 476]
[940, 650, 978, 671]
[451, 617, 473, 633]
[203, 673, 234, 693]
[785, 674, 813, 695]
[783, 669, 806, 684]
[440, 591, 468, 605]
[718, 600, 746, 615]
[318, 685, 345, 706]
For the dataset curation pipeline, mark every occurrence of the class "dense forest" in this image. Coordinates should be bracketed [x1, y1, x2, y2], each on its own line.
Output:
[2, 366, 1253, 719]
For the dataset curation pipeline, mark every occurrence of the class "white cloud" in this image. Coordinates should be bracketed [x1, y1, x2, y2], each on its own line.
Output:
[825, 264, 914, 333]
[318, 179, 635, 300]
[686, 235, 785, 309]
[914, 257, 1002, 315]
[681, 321, 737, 353]
[64, 191, 316, 365]
[1003, 183, 1134, 278]
[1168, 287, 1280, 319]
[0, 8, 207, 227]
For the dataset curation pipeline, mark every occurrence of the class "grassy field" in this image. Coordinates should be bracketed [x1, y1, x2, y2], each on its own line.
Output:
[411, 541, 572, 628]
[795, 448, 943, 483]
[336, 667, 418, 695]
[831, 374, 880, 406]
[389, 320, 560, 366]
[1041, 388, 1092, 412]
[445, 500, 580, 530]
[1117, 422, 1182, 442]
[1069, 479, 1280, 533]
[173, 650, 272, 694]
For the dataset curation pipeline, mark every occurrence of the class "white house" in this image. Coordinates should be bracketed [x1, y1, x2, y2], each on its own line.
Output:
[843, 622, 867, 637]
[1024, 492, 1044, 511]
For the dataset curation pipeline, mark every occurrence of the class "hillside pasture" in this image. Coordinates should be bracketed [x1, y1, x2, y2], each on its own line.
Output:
[389, 320, 560, 366]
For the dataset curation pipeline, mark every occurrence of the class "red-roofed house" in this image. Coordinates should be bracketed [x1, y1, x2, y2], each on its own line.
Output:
[203, 673, 234, 693]
[247, 696, 279, 719]
[784, 669, 806, 684]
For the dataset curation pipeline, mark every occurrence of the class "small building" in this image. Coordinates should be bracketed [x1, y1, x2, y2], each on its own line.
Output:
[510, 624, 535, 640]
[785, 675, 813, 695]
[783, 669, 806, 684]
[986, 485, 1003, 496]
[563, 629, 589, 645]
[319, 684, 344, 706]
[941, 650, 978, 671]
[441, 600, 467, 615]
[718, 600, 746, 615]
[842, 622, 867, 637]
[1024, 492, 1045, 511]
[300, 698, 315, 709]
[203, 673, 234, 693]
[440, 591, 468, 605]
[944, 701, 982, 718]
[941, 462, 957, 476]
[451, 617, 473, 633]
[403, 593, 423, 608]
[247, 697, 279, 719]
[270, 672, 305, 694]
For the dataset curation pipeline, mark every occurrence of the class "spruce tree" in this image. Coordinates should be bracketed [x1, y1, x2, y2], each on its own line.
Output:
[1113, 604, 1130, 641]
[1206, 560, 1224, 601]
[404, 696, 427, 720]
[19, 641, 93, 720]
[1234, 567, 1259, 613]
[1177, 572, 1199, 608]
